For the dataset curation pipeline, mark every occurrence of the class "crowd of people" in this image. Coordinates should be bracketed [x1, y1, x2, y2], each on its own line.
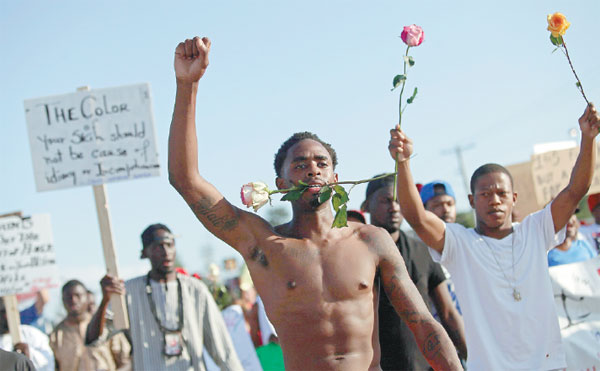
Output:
[1, 35, 599, 370]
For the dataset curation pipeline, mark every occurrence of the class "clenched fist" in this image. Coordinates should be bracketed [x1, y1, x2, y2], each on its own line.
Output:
[174, 36, 211, 83]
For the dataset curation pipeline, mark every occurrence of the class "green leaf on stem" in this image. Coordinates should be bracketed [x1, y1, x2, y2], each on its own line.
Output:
[332, 205, 348, 228]
[407, 87, 418, 104]
[550, 34, 563, 46]
[281, 189, 304, 201]
[319, 186, 332, 204]
[333, 185, 349, 204]
[392, 75, 407, 90]
[332, 193, 343, 211]
[403, 56, 415, 67]
[576, 81, 582, 88]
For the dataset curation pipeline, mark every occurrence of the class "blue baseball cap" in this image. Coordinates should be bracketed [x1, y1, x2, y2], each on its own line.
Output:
[420, 180, 456, 205]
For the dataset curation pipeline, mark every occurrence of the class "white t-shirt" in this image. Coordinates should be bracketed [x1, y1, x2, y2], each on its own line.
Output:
[429, 204, 566, 370]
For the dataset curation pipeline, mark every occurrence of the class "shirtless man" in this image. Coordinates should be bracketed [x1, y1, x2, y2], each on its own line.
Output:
[168, 36, 460, 370]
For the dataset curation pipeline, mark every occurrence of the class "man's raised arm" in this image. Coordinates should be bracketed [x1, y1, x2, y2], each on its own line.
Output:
[388, 126, 446, 253]
[551, 103, 600, 232]
[168, 37, 255, 249]
[373, 229, 461, 370]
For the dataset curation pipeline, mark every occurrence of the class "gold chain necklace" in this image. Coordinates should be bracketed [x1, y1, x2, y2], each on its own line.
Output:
[476, 227, 522, 301]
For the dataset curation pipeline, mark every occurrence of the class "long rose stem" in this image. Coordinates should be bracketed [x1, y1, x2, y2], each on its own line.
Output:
[562, 39, 590, 105]
[269, 172, 398, 195]
[394, 45, 410, 202]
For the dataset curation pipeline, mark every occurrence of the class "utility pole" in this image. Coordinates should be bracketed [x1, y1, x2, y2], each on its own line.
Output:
[442, 143, 475, 196]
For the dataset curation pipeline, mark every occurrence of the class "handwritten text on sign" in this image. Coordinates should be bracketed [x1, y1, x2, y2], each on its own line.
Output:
[530, 143, 600, 206]
[24, 83, 160, 192]
[0, 215, 58, 297]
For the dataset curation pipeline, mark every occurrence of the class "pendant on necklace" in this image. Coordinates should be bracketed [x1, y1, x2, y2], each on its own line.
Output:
[513, 289, 522, 301]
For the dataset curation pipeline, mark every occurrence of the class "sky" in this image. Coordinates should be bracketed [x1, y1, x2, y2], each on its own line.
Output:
[1, 1, 599, 319]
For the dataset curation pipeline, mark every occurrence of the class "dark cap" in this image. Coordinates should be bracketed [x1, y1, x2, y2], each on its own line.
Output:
[365, 174, 395, 200]
[141, 223, 173, 248]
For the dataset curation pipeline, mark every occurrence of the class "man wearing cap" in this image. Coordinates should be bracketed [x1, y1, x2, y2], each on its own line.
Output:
[420, 181, 457, 224]
[579, 192, 600, 253]
[87, 223, 242, 371]
[362, 175, 467, 369]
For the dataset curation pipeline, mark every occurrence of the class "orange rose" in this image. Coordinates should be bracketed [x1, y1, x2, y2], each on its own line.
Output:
[547, 12, 570, 37]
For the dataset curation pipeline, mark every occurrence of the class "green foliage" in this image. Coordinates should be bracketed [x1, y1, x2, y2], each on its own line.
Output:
[318, 186, 332, 204]
[332, 205, 348, 228]
[550, 34, 564, 46]
[403, 55, 415, 67]
[281, 189, 304, 201]
[392, 74, 407, 90]
[407, 87, 418, 104]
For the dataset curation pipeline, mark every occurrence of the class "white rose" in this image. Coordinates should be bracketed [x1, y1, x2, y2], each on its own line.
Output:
[240, 181, 270, 211]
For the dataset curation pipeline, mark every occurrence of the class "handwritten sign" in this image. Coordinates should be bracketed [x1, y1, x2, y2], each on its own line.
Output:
[0, 214, 58, 297]
[549, 256, 600, 369]
[24, 83, 160, 192]
[530, 144, 600, 207]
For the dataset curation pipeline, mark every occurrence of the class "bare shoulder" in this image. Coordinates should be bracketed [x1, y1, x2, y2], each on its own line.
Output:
[354, 223, 397, 255]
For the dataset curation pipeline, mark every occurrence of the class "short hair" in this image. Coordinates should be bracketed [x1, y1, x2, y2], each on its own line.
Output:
[365, 173, 395, 200]
[470, 163, 514, 194]
[273, 132, 338, 177]
[141, 223, 172, 248]
[62, 279, 86, 294]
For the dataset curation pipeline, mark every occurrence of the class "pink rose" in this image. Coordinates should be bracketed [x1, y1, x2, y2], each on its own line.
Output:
[240, 182, 270, 211]
[401, 25, 424, 47]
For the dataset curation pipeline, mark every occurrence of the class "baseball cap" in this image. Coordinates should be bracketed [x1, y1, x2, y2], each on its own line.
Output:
[420, 180, 456, 205]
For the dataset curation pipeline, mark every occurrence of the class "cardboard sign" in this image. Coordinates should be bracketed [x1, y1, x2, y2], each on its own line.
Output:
[505, 161, 539, 221]
[549, 256, 600, 369]
[24, 83, 160, 192]
[531, 144, 600, 207]
[0, 214, 58, 296]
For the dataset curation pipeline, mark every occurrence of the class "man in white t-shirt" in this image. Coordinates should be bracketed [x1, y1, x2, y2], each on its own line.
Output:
[387, 103, 600, 370]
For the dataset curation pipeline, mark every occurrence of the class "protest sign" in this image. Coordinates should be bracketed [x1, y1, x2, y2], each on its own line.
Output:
[24, 83, 159, 192]
[531, 144, 600, 207]
[549, 256, 600, 369]
[0, 214, 58, 297]
[505, 161, 539, 220]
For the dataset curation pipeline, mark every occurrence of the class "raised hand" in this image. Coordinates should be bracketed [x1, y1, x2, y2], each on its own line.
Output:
[100, 274, 125, 303]
[579, 103, 600, 139]
[174, 36, 211, 83]
[389, 124, 414, 162]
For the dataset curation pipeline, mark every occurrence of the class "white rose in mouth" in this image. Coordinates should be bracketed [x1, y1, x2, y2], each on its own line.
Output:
[240, 182, 270, 211]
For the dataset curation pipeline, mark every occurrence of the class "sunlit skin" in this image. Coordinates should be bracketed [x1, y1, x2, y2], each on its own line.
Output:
[468, 172, 517, 239]
[425, 194, 456, 224]
[166, 36, 461, 371]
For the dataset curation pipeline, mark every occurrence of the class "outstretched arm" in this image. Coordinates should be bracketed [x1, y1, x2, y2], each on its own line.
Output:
[373, 229, 461, 370]
[388, 126, 446, 253]
[551, 104, 600, 232]
[168, 37, 259, 251]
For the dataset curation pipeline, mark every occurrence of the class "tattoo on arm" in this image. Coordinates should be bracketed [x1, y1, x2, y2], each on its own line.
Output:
[423, 332, 442, 359]
[190, 199, 239, 231]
